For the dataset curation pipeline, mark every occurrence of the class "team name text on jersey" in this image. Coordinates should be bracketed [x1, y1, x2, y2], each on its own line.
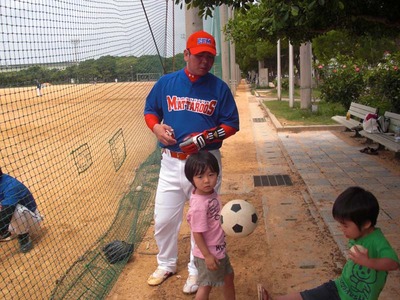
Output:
[167, 95, 217, 116]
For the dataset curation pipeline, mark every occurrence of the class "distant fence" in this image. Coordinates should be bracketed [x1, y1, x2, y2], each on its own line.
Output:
[136, 73, 162, 81]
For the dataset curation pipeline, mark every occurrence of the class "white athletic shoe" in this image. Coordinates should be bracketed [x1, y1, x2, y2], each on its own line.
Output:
[183, 274, 199, 294]
[147, 267, 174, 286]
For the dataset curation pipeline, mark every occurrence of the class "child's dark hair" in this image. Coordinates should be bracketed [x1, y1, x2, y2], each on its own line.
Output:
[0, 167, 2, 176]
[184, 151, 219, 186]
[332, 186, 379, 230]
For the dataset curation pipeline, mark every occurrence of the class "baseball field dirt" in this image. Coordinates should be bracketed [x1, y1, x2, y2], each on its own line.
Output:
[0, 82, 158, 299]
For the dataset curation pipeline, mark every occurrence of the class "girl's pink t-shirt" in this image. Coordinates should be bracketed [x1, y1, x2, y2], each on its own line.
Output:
[186, 191, 226, 259]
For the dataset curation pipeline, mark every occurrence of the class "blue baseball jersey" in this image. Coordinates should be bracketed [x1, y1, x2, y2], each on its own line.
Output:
[144, 69, 239, 152]
[0, 174, 37, 212]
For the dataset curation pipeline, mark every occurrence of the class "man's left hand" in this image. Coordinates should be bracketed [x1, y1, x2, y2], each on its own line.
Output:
[179, 133, 206, 154]
[179, 127, 226, 154]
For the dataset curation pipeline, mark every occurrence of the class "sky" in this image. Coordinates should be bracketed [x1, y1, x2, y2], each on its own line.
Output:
[0, 0, 187, 66]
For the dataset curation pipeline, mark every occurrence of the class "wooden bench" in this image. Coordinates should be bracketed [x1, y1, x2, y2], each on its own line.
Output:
[332, 102, 378, 137]
[359, 111, 400, 154]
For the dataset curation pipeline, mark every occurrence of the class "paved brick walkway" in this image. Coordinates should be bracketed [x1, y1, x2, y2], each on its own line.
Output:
[248, 89, 400, 299]
[277, 130, 400, 299]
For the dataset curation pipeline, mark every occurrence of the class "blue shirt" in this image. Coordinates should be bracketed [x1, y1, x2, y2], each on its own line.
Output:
[144, 69, 239, 152]
[0, 174, 37, 212]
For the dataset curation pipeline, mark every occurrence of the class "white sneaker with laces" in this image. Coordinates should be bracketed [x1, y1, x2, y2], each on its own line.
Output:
[183, 274, 199, 294]
[147, 267, 174, 286]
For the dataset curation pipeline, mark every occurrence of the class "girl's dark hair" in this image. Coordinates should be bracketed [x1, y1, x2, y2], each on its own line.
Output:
[0, 167, 2, 176]
[184, 151, 219, 187]
[332, 186, 379, 230]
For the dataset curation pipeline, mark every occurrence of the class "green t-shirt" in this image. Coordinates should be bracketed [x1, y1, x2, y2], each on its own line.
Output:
[335, 228, 399, 300]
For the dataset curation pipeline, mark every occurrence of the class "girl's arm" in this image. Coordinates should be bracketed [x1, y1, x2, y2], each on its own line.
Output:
[193, 232, 220, 271]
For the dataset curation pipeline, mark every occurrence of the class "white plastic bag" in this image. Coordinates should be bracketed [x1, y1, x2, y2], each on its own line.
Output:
[363, 116, 379, 133]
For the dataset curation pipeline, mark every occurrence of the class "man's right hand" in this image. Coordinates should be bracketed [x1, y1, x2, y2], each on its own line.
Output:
[153, 124, 176, 146]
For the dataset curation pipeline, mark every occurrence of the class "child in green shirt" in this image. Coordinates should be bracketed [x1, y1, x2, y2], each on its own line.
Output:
[258, 186, 399, 300]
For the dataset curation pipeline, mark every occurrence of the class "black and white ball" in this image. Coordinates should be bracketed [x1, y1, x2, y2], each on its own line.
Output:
[220, 199, 258, 237]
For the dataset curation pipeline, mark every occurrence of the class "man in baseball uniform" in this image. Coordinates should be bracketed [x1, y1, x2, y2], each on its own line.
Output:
[144, 30, 239, 294]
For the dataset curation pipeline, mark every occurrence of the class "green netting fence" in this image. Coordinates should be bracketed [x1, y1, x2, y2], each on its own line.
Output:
[0, 0, 186, 299]
[0, 0, 229, 298]
[49, 149, 161, 300]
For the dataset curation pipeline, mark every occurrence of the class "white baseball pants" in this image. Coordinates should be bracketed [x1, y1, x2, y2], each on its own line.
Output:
[9, 204, 43, 235]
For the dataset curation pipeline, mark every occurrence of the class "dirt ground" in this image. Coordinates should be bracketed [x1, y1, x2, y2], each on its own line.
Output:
[104, 83, 400, 300]
[0, 83, 157, 299]
[2, 82, 397, 299]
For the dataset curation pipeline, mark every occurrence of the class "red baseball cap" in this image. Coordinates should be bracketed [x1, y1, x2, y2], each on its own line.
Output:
[186, 30, 216, 56]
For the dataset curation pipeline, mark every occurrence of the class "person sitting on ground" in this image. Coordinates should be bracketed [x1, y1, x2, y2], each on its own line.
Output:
[258, 186, 399, 300]
[0, 167, 43, 253]
[185, 151, 236, 300]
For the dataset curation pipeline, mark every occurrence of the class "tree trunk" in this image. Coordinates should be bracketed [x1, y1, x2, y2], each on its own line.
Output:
[300, 42, 312, 109]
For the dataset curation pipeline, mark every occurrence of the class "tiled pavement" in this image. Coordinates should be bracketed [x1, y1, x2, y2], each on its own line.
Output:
[278, 130, 400, 299]
[247, 91, 400, 299]
[278, 130, 400, 250]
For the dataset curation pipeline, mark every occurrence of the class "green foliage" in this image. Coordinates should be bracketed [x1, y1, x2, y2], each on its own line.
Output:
[0, 54, 186, 88]
[236, 44, 259, 72]
[263, 100, 346, 125]
[264, 85, 319, 99]
[96, 55, 117, 80]
[225, 5, 280, 74]
[175, 0, 255, 19]
[312, 31, 398, 65]
[280, 78, 289, 90]
[76, 59, 100, 82]
[318, 53, 400, 113]
[318, 56, 366, 109]
[222, 0, 400, 78]
[363, 53, 400, 113]
[181, 0, 400, 45]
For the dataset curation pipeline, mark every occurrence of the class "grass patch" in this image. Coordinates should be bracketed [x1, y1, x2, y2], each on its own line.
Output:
[263, 100, 347, 125]
[261, 87, 321, 99]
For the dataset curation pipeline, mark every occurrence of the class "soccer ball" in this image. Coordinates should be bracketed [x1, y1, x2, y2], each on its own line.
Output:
[220, 199, 258, 237]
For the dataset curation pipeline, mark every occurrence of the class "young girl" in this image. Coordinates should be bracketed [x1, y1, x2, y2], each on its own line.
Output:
[185, 151, 235, 300]
[259, 186, 399, 300]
